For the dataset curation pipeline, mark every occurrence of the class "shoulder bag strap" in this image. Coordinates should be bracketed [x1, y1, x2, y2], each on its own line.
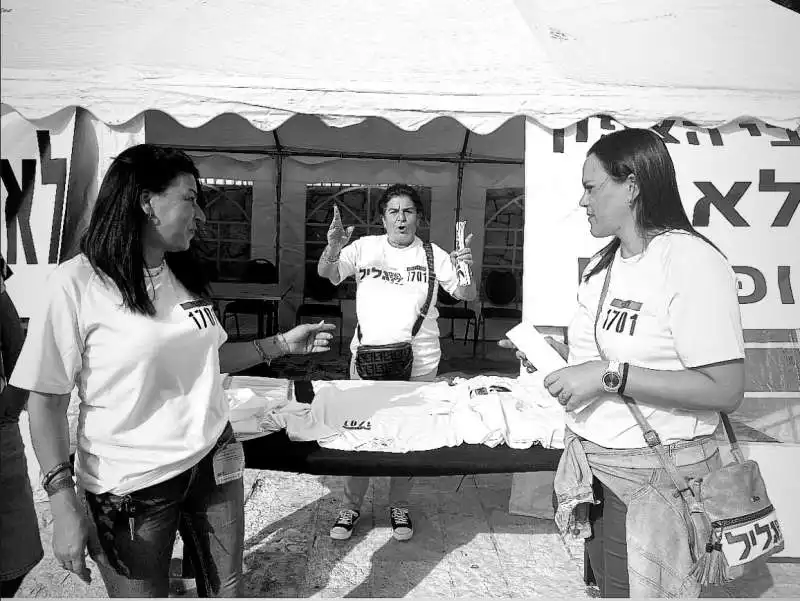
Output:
[593, 258, 700, 502]
[411, 242, 436, 337]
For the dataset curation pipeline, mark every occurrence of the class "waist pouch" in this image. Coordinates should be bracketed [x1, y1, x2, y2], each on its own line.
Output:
[355, 342, 413, 381]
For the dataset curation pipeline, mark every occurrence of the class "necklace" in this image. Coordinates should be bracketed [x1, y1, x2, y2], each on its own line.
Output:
[145, 260, 166, 277]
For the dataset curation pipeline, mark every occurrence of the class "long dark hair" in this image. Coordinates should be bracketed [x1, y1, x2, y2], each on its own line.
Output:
[583, 128, 720, 282]
[80, 144, 209, 315]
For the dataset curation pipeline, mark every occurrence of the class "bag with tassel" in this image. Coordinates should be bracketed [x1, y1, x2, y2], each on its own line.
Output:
[623, 403, 784, 585]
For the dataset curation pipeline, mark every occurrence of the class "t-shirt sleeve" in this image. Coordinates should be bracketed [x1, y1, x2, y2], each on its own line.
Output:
[336, 239, 359, 282]
[666, 240, 744, 367]
[432, 244, 458, 295]
[9, 268, 84, 395]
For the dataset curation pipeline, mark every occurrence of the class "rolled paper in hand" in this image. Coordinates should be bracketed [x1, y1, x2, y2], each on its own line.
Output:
[455, 220, 472, 286]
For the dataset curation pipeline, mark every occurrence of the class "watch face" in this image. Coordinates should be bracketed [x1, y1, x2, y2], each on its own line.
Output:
[603, 372, 621, 389]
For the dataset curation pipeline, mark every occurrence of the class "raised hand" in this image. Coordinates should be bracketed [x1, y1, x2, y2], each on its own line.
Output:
[449, 232, 474, 266]
[327, 204, 355, 250]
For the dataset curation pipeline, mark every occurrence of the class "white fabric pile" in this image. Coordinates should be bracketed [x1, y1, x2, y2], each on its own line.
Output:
[246, 375, 565, 452]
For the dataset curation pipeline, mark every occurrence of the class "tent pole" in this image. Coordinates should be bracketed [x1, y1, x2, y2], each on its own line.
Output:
[163, 144, 519, 166]
[272, 130, 284, 282]
[454, 129, 471, 243]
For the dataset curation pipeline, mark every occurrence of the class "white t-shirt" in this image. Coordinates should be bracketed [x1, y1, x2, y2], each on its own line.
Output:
[337, 235, 459, 377]
[565, 231, 744, 448]
[10, 255, 229, 494]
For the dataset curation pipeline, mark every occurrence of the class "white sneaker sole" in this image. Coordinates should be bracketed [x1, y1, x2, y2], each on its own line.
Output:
[392, 528, 413, 542]
[330, 528, 354, 541]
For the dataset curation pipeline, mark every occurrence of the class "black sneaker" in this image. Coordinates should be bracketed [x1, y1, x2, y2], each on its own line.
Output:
[330, 509, 360, 540]
[389, 506, 413, 541]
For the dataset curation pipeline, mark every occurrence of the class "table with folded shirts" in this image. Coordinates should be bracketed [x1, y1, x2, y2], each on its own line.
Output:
[235, 377, 564, 476]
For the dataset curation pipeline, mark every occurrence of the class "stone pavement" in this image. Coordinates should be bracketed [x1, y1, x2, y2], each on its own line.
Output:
[17, 468, 800, 598]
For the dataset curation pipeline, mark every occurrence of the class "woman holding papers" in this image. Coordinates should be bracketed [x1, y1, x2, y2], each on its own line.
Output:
[503, 129, 744, 597]
[318, 183, 476, 543]
[11, 145, 334, 598]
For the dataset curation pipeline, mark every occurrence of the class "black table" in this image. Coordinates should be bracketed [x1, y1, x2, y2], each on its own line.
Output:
[242, 380, 563, 476]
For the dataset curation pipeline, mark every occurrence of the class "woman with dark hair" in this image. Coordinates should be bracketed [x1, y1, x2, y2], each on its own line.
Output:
[503, 129, 744, 597]
[11, 144, 335, 598]
[318, 183, 477, 542]
[0, 257, 43, 597]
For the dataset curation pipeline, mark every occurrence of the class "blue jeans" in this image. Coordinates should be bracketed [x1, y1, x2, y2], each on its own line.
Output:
[85, 424, 244, 598]
[584, 432, 721, 598]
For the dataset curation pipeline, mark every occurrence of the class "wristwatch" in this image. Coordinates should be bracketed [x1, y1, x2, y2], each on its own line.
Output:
[601, 360, 623, 394]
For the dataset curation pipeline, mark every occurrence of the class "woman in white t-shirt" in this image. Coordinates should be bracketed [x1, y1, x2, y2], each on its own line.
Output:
[317, 184, 477, 543]
[503, 129, 744, 597]
[11, 144, 335, 598]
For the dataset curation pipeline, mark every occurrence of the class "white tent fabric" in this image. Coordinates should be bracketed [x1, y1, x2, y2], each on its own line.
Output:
[2, 0, 799, 131]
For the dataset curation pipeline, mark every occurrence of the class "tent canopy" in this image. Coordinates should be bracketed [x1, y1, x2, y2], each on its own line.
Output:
[2, 0, 799, 132]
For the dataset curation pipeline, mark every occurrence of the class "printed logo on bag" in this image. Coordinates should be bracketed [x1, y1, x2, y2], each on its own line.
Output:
[342, 419, 372, 430]
[180, 299, 218, 330]
[720, 508, 783, 567]
[600, 298, 643, 336]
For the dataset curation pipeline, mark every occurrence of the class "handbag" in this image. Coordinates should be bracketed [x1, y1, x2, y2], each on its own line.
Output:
[593, 259, 784, 585]
[354, 242, 436, 380]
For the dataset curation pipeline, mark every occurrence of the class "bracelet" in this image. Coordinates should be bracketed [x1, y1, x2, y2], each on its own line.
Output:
[44, 472, 76, 497]
[619, 362, 630, 396]
[41, 460, 73, 488]
[253, 339, 271, 365]
[277, 333, 290, 356]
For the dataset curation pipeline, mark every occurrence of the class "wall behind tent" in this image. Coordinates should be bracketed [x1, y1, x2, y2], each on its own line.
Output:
[0, 107, 145, 318]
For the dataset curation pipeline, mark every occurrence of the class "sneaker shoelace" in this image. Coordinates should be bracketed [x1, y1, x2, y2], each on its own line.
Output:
[390, 508, 410, 526]
[337, 510, 358, 526]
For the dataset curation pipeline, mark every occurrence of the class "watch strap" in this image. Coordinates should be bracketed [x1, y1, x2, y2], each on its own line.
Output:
[44, 473, 76, 496]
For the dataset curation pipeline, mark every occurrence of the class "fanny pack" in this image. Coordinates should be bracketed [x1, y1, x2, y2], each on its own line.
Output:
[355, 242, 435, 381]
[594, 258, 784, 585]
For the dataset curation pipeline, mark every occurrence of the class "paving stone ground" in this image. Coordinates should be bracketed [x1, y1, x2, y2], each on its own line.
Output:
[17, 469, 800, 598]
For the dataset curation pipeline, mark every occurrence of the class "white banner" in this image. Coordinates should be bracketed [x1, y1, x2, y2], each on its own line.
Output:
[524, 117, 800, 330]
[1, 108, 76, 318]
[1, 108, 145, 318]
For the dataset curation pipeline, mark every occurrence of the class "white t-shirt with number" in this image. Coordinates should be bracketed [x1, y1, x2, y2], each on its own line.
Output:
[565, 231, 744, 448]
[10, 254, 228, 495]
[337, 235, 459, 377]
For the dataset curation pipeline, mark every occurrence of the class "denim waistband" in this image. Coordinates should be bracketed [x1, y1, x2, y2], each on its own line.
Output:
[576, 428, 720, 471]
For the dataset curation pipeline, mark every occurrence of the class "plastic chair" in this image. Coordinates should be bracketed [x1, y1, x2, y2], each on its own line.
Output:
[436, 287, 477, 348]
[222, 259, 279, 338]
[295, 271, 344, 354]
[474, 270, 522, 355]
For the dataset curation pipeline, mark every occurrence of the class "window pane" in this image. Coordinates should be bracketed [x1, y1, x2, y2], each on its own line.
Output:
[198, 180, 254, 280]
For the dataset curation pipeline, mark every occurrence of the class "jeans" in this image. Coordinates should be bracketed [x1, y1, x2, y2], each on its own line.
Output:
[84, 423, 244, 598]
[341, 360, 438, 513]
[586, 478, 630, 597]
[583, 432, 721, 598]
